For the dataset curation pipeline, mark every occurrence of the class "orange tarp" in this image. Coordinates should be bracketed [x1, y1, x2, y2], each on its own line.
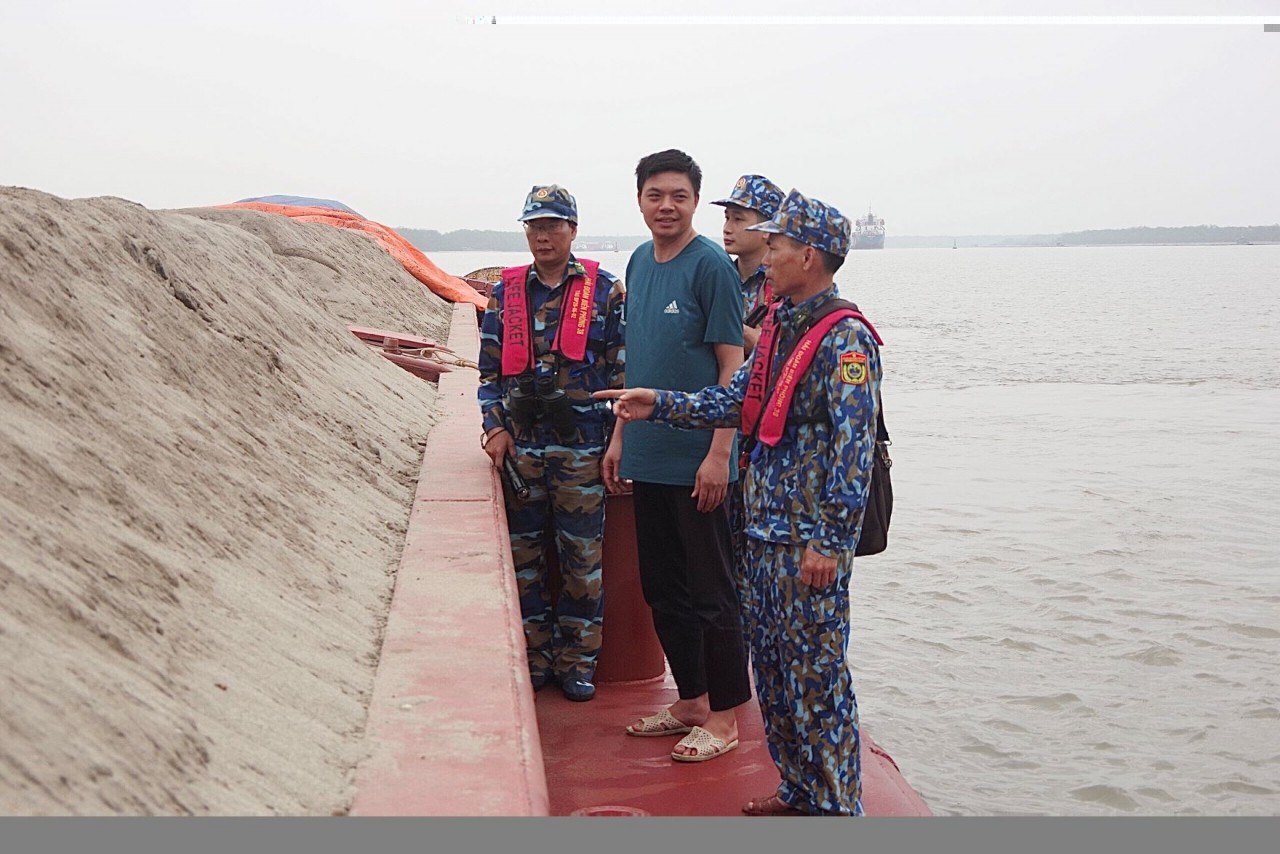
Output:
[218, 201, 487, 309]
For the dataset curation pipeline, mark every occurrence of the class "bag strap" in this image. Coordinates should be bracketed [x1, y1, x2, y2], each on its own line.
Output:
[771, 298, 890, 444]
[875, 392, 889, 448]
[812, 299, 889, 447]
[746, 297, 878, 447]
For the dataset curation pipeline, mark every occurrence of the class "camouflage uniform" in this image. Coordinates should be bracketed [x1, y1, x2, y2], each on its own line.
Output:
[724, 264, 765, 637]
[711, 174, 784, 320]
[712, 174, 784, 646]
[478, 187, 626, 685]
[645, 190, 878, 815]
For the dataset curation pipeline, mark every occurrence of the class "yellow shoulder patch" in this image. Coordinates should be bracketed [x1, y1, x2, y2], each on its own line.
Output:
[840, 351, 868, 385]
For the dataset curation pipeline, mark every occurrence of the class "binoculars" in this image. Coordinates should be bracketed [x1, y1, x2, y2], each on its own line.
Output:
[744, 302, 770, 329]
[506, 372, 576, 440]
[502, 455, 530, 500]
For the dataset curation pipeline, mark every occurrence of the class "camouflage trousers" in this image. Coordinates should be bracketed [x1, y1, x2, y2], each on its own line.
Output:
[505, 443, 606, 681]
[742, 536, 863, 816]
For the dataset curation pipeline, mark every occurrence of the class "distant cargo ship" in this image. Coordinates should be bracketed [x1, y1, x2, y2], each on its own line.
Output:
[572, 239, 620, 252]
[852, 208, 886, 250]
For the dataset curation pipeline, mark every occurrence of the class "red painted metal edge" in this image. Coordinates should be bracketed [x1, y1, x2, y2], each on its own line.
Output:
[348, 324, 451, 353]
[866, 740, 933, 815]
[349, 304, 549, 816]
[377, 350, 451, 382]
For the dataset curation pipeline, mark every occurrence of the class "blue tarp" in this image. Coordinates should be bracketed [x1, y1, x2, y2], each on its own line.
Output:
[235, 195, 362, 216]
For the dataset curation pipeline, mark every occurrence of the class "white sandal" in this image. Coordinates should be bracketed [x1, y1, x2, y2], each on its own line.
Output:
[624, 708, 694, 737]
[671, 726, 739, 762]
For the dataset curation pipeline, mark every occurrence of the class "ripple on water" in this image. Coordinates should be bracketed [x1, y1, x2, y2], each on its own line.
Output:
[918, 639, 960, 654]
[998, 637, 1047, 652]
[1118, 644, 1183, 666]
[1069, 785, 1140, 812]
[1135, 787, 1178, 804]
[1007, 692, 1083, 711]
[1053, 612, 1112, 625]
[983, 718, 1030, 734]
[1086, 547, 1137, 557]
[1242, 706, 1280, 720]
[1114, 608, 1194, 623]
[1172, 632, 1223, 649]
[959, 740, 1019, 760]
[1227, 623, 1280, 640]
[1191, 671, 1235, 684]
[1199, 781, 1277, 797]
[1060, 632, 1107, 646]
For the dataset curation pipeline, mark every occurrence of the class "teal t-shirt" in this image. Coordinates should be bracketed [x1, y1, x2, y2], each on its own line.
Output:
[621, 234, 743, 485]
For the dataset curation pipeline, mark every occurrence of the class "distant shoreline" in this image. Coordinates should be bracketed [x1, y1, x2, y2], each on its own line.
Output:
[892, 239, 1280, 249]
[401, 224, 1280, 253]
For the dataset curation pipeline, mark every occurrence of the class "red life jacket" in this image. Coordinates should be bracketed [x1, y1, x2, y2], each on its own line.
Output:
[499, 258, 600, 376]
[757, 278, 773, 312]
[741, 298, 883, 448]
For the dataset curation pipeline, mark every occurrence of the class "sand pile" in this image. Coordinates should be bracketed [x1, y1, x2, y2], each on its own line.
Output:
[0, 187, 458, 814]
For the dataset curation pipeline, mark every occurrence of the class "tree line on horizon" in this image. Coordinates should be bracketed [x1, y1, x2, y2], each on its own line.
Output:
[999, 224, 1280, 247]
[397, 224, 1280, 253]
[396, 227, 648, 253]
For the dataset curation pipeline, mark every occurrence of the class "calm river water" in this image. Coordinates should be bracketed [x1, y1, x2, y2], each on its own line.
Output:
[434, 245, 1280, 816]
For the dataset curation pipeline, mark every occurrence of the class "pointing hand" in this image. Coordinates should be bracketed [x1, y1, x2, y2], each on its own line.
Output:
[592, 388, 657, 423]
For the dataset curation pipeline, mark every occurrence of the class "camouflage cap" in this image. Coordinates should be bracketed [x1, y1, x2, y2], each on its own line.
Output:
[518, 184, 578, 223]
[746, 188, 851, 257]
[710, 174, 784, 220]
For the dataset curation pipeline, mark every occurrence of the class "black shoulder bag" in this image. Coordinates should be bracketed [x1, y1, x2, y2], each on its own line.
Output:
[856, 396, 893, 556]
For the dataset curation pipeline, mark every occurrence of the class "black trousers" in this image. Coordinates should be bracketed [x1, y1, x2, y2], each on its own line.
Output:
[631, 481, 752, 712]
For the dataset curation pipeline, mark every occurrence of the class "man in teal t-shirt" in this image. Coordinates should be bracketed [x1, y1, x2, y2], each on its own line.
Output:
[602, 149, 751, 764]
[622, 231, 742, 483]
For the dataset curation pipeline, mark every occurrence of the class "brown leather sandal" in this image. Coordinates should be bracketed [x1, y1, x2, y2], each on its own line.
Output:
[742, 794, 806, 816]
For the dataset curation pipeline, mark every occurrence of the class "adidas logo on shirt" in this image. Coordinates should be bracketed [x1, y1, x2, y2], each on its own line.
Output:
[663, 300, 680, 315]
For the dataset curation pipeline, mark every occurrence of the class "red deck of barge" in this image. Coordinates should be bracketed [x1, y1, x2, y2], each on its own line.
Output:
[537, 674, 929, 817]
[348, 302, 930, 817]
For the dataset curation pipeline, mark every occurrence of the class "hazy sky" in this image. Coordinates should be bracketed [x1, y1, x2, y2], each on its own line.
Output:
[2, 1, 1276, 237]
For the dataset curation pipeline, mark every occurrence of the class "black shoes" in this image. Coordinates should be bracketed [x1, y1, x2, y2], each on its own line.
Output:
[559, 673, 596, 702]
[529, 669, 595, 701]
